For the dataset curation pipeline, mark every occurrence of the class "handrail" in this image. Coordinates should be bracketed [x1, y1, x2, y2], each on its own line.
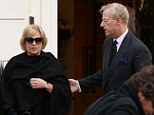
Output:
[0, 60, 8, 76]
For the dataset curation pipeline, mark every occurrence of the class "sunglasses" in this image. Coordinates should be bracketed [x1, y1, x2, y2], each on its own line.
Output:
[26, 37, 43, 44]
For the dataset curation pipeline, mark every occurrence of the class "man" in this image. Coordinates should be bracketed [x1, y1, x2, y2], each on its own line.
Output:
[85, 65, 154, 115]
[69, 3, 152, 94]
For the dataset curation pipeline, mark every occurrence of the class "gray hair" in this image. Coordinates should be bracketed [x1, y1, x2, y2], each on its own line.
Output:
[99, 3, 129, 24]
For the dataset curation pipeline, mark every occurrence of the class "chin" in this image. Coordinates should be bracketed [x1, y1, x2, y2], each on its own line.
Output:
[106, 35, 111, 38]
[28, 52, 41, 56]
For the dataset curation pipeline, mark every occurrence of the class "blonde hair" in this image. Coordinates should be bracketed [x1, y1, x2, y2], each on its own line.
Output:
[20, 24, 48, 50]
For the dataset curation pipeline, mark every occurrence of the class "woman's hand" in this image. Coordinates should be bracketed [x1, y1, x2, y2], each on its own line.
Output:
[30, 78, 53, 93]
[30, 78, 47, 89]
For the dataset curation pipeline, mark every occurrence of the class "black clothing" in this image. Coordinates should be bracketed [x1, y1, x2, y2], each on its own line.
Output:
[0, 51, 72, 115]
[110, 40, 118, 64]
[85, 80, 145, 115]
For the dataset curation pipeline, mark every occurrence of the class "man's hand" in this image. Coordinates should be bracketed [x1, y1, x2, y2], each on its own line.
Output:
[69, 79, 80, 93]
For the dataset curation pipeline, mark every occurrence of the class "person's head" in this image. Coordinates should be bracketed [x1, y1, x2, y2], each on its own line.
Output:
[99, 3, 129, 38]
[130, 65, 154, 115]
[126, 6, 136, 34]
[20, 24, 48, 56]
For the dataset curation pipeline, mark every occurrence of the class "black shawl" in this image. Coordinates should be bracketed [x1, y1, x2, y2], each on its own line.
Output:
[0, 51, 72, 115]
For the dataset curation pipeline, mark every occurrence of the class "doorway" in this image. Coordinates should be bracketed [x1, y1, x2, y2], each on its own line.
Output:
[58, 0, 154, 114]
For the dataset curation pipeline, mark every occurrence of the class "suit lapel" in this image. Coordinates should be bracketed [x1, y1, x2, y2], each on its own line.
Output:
[103, 38, 112, 70]
[107, 31, 132, 76]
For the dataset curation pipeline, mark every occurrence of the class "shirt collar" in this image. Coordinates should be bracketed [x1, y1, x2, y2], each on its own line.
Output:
[114, 29, 128, 45]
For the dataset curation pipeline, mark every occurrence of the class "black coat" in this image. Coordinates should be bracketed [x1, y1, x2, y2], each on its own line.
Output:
[79, 30, 152, 93]
[84, 80, 145, 115]
[0, 51, 72, 115]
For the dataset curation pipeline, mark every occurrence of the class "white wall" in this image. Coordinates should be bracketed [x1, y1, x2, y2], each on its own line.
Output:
[29, 0, 58, 57]
[0, 0, 29, 60]
[41, 0, 58, 57]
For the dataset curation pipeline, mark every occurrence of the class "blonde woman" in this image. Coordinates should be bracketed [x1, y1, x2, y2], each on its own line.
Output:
[0, 24, 72, 115]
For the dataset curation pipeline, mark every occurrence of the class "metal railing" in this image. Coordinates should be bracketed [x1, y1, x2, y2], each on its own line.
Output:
[0, 60, 8, 76]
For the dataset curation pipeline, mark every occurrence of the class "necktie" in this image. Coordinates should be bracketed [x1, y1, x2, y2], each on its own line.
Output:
[110, 40, 118, 64]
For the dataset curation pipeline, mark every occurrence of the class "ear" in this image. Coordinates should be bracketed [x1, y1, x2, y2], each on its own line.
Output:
[116, 17, 122, 24]
[138, 91, 145, 101]
[138, 91, 142, 97]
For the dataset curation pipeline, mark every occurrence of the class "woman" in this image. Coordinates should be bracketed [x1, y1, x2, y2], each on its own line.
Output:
[0, 24, 72, 115]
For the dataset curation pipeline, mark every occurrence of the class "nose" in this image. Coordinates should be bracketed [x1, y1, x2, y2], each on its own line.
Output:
[32, 41, 37, 44]
[100, 21, 104, 28]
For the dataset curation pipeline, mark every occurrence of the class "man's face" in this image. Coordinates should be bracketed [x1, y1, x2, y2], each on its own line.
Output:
[100, 9, 119, 38]
[138, 91, 154, 115]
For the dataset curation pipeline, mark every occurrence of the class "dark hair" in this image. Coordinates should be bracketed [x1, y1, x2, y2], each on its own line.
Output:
[130, 65, 154, 106]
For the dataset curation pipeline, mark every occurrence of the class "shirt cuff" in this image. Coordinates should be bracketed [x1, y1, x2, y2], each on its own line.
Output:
[77, 81, 82, 92]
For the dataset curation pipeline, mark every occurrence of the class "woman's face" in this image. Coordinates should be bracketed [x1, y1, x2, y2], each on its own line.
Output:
[25, 32, 43, 56]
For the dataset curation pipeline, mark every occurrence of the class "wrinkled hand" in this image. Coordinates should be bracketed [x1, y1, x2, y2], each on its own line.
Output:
[69, 79, 80, 93]
[30, 78, 47, 89]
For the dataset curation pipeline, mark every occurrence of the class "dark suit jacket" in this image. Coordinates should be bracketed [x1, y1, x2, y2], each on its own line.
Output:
[84, 80, 145, 115]
[79, 30, 152, 93]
